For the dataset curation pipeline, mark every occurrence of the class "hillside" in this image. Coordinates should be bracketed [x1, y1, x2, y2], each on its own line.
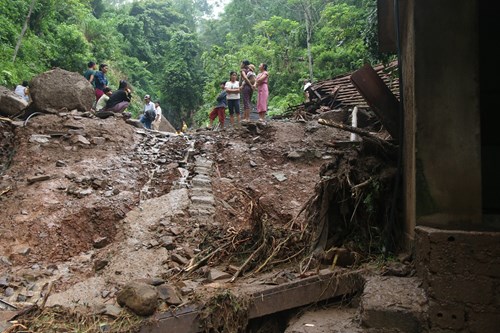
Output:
[0, 110, 408, 332]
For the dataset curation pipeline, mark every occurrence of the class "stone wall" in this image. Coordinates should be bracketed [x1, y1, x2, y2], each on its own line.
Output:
[415, 226, 500, 333]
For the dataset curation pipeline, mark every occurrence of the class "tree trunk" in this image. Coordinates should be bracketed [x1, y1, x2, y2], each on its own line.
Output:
[303, 1, 314, 80]
[13, 0, 36, 63]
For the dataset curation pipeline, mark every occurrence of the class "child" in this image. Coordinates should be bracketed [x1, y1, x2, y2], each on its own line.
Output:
[95, 87, 112, 112]
[208, 81, 227, 130]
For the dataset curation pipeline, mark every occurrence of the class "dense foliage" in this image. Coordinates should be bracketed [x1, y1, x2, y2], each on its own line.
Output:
[0, 0, 393, 128]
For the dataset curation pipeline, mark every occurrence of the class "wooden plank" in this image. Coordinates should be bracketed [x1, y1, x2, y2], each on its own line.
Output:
[140, 270, 363, 333]
[248, 269, 363, 318]
[350, 64, 401, 141]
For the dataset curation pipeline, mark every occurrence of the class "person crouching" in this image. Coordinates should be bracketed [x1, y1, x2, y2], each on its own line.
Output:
[208, 81, 227, 130]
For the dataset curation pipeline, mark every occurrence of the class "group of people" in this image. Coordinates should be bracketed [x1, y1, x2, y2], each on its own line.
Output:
[83, 59, 271, 132]
[84, 61, 162, 130]
[85, 62, 130, 113]
[209, 60, 269, 130]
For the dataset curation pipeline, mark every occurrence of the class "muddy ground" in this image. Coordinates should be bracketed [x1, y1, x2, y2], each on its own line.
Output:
[0, 111, 403, 332]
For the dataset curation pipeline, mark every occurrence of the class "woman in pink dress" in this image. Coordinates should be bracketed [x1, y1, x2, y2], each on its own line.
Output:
[254, 63, 269, 123]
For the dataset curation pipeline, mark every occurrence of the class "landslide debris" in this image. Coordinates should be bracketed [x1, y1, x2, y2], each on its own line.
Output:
[0, 107, 401, 332]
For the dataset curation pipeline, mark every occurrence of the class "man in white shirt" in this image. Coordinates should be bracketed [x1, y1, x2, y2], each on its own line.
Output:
[140, 94, 156, 129]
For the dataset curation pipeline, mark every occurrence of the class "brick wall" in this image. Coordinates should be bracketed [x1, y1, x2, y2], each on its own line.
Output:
[415, 226, 500, 333]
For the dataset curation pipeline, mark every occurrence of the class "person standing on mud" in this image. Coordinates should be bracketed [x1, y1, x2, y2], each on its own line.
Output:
[225, 71, 241, 128]
[94, 64, 109, 101]
[140, 94, 156, 129]
[240, 60, 255, 122]
[255, 63, 269, 123]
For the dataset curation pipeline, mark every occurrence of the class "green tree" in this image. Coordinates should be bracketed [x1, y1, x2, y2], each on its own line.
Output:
[161, 29, 204, 126]
[312, 2, 369, 78]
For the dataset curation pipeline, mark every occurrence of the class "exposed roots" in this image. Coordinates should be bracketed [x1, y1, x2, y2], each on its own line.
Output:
[303, 142, 400, 257]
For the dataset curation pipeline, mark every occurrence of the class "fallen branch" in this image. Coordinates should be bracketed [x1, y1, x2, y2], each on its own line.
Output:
[318, 118, 397, 158]
[255, 233, 294, 273]
[185, 245, 226, 273]
[352, 177, 372, 190]
[318, 118, 377, 139]
[0, 116, 14, 123]
[230, 239, 267, 283]
[40, 282, 53, 309]
[270, 247, 305, 266]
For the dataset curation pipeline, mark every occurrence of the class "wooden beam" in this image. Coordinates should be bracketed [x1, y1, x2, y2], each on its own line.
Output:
[350, 64, 401, 141]
[140, 269, 364, 333]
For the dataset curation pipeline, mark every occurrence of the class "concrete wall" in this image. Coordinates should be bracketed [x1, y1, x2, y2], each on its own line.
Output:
[401, 1, 500, 329]
[409, 0, 481, 229]
[415, 227, 500, 332]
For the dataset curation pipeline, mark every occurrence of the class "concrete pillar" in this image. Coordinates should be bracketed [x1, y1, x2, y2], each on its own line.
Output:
[403, 0, 481, 239]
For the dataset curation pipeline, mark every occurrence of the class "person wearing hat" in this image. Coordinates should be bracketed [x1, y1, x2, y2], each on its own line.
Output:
[140, 94, 156, 129]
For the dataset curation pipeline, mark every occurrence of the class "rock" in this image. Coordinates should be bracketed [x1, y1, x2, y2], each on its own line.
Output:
[55, 160, 67, 167]
[92, 137, 106, 145]
[94, 259, 109, 271]
[30, 68, 94, 113]
[272, 172, 287, 182]
[158, 115, 177, 133]
[71, 135, 91, 145]
[249, 160, 257, 167]
[208, 269, 231, 282]
[171, 253, 189, 266]
[95, 303, 122, 318]
[116, 282, 159, 316]
[157, 284, 182, 305]
[0, 276, 8, 288]
[12, 245, 31, 255]
[4, 287, 14, 297]
[125, 118, 143, 128]
[93, 237, 109, 249]
[0, 86, 29, 116]
[287, 151, 303, 159]
[27, 175, 50, 184]
[29, 135, 51, 144]
[161, 236, 176, 250]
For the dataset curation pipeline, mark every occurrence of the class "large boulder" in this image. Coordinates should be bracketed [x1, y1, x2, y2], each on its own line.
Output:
[0, 86, 29, 117]
[30, 68, 94, 113]
[158, 115, 176, 133]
